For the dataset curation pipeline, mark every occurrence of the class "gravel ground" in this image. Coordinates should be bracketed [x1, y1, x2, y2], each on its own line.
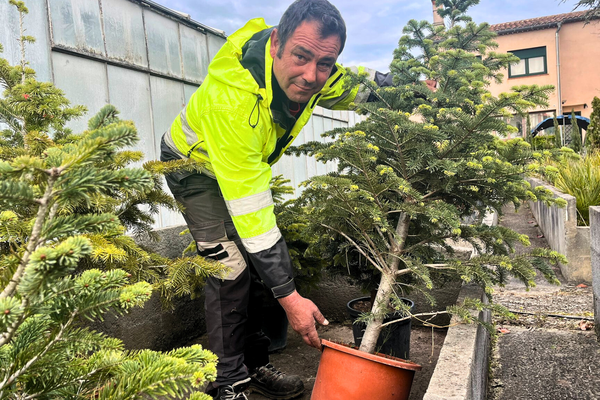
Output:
[488, 204, 598, 400]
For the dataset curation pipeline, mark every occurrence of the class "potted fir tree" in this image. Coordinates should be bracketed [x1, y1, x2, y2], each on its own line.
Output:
[290, 2, 566, 399]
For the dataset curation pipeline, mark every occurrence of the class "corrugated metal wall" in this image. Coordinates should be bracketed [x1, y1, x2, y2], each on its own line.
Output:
[0, 0, 362, 228]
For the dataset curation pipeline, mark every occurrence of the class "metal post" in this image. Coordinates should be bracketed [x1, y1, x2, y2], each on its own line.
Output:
[556, 22, 563, 145]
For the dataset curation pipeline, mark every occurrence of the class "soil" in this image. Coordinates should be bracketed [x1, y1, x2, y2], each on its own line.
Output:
[351, 300, 371, 313]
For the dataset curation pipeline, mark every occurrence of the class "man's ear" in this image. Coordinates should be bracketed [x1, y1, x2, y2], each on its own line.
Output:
[270, 28, 279, 59]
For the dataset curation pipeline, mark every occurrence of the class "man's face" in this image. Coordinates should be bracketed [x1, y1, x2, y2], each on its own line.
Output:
[270, 20, 341, 103]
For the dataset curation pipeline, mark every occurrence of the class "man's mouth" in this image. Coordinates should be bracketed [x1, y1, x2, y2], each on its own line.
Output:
[294, 83, 314, 92]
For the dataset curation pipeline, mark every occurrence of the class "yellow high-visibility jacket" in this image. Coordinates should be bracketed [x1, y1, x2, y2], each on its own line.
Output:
[164, 18, 374, 297]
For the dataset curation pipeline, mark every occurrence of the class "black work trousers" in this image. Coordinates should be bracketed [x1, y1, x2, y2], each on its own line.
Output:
[161, 138, 271, 387]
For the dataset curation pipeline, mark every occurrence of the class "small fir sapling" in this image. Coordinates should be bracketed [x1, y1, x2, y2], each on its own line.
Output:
[554, 112, 563, 148]
[0, 1, 228, 308]
[585, 97, 600, 151]
[569, 110, 582, 153]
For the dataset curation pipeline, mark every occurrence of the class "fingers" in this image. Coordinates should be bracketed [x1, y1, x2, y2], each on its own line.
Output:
[313, 309, 329, 326]
[301, 335, 313, 347]
[280, 294, 327, 349]
[304, 326, 321, 349]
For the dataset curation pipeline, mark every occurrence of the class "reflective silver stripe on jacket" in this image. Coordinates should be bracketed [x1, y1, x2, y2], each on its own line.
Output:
[225, 189, 274, 217]
[163, 127, 181, 156]
[165, 108, 216, 178]
[241, 226, 282, 254]
[181, 106, 200, 147]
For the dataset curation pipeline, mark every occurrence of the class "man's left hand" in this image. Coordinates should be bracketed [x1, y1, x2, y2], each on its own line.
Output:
[278, 290, 329, 349]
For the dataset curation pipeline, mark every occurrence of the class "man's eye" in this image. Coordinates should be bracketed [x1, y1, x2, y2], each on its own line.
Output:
[295, 54, 306, 61]
[318, 63, 333, 70]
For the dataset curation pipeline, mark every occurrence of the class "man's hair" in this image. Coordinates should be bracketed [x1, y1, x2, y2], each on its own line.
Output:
[276, 0, 346, 58]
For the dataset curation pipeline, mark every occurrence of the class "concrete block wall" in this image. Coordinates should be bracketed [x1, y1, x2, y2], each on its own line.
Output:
[422, 284, 491, 400]
[589, 207, 600, 340]
[527, 177, 592, 283]
[88, 225, 207, 350]
[86, 293, 206, 351]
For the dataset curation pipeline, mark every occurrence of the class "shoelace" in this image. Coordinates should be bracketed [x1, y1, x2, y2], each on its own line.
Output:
[259, 363, 284, 381]
[221, 385, 248, 400]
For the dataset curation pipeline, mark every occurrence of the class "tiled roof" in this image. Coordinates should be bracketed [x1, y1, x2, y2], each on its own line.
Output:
[490, 11, 589, 35]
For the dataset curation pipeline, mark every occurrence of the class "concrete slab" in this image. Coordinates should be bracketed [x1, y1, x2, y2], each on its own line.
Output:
[422, 285, 491, 400]
[527, 177, 592, 283]
[590, 206, 600, 340]
[488, 326, 600, 400]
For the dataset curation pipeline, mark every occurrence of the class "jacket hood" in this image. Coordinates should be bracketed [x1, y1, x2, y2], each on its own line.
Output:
[207, 18, 272, 97]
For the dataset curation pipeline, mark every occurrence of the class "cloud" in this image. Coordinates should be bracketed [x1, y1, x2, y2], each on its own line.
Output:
[155, 0, 577, 70]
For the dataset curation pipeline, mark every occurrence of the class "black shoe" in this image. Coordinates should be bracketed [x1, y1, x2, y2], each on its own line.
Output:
[248, 363, 304, 399]
[209, 378, 251, 400]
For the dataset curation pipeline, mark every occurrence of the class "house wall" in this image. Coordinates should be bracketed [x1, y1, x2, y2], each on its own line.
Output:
[559, 21, 600, 118]
[488, 20, 600, 136]
[488, 28, 560, 116]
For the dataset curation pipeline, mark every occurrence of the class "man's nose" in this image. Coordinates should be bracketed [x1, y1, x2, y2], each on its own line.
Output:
[301, 62, 317, 85]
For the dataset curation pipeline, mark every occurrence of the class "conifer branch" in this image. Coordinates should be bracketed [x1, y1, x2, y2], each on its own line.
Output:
[18, 6, 26, 86]
[19, 365, 111, 400]
[321, 224, 383, 273]
[389, 122, 409, 178]
[0, 304, 26, 346]
[379, 311, 452, 328]
[439, 107, 493, 159]
[0, 170, 58, 299]
[402, 236, 452, 254]
[327, 183, 390, 268]
[0, 309, 77, 391]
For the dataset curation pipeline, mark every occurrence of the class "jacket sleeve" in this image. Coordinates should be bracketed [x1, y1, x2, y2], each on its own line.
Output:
[198, 106, 296, 298]
[317, 65, 394, 110]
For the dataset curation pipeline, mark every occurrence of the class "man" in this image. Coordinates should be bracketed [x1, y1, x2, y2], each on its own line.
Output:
[160, 1, 387, 398]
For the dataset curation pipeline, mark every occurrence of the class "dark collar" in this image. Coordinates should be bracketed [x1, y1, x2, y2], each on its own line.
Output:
[240, 27, 304, 131]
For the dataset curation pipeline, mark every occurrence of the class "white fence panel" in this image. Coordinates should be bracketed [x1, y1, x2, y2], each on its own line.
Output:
[51, 52, 109, 133]
[180, 25, 209, 83]
[144, 10, 182, 78]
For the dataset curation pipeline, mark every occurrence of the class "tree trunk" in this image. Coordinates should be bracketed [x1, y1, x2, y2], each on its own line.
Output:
[358, 213, 410, 354]
[358, 272, 395, 353]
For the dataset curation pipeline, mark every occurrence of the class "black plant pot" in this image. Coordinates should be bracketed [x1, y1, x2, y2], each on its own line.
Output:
[261, 301, 288, 353]
[347, 296, 415, 360]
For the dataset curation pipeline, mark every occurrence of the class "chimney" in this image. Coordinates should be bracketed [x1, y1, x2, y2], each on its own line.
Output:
[432, 1, 445, 27]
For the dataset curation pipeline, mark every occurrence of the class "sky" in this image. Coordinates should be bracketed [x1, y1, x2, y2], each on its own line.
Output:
[155, 0, 579, 72]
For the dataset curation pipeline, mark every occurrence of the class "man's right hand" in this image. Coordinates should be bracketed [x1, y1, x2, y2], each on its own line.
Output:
[277, 290, 328, 349]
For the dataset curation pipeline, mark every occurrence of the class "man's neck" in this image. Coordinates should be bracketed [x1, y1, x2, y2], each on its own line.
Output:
[288, 101, 302, 117]
[271, 73, 306, 127]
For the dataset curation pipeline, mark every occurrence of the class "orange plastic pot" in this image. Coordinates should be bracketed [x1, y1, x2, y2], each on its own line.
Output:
[311, 339, 422, 400]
